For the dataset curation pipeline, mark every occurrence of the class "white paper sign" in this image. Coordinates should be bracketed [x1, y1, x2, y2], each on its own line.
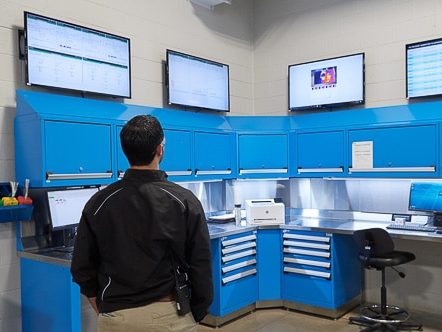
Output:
[352, 141, 373, 169]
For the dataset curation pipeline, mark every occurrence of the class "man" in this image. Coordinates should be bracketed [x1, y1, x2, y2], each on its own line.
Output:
[71, 115, 213, 331]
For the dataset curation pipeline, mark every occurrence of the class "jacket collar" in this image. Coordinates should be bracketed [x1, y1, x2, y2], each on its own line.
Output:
[123, 168, 168, 181]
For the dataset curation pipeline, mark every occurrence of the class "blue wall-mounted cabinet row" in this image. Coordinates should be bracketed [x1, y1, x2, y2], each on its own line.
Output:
[15, 90, 442, 188]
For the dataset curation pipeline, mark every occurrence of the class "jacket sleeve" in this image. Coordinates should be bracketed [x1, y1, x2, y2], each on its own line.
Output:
[186, 198, 213, 322]
[70, 212, 100, 298]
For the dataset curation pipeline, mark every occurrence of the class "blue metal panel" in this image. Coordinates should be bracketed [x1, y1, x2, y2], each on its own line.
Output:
[21, 258, 81, 332]
[116, 125, 129, 177]
[257, 229, 281, 301]
[209, 239, 221, 316]
[348, 123, 437, 177]
[194, 131, 235, 180]
[219, 273, 257, 316]
[295, 130, 345, 177]
[228, 116, 290, 131]
[161, 129, 193, 181]
[331, 234, 362, 307]
[238, 134, 289, 178]
[44, 120, 113, 186]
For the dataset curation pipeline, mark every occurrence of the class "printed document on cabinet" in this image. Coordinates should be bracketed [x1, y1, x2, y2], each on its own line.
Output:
[352, 141, 373, 169]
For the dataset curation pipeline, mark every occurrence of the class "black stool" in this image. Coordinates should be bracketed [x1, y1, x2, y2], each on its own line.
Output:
[349, 228, 423, 331]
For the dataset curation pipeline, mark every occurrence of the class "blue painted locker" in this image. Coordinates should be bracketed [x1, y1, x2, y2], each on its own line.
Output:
[210, 231, 258, 317]
[161, 129, 193, 180]
[295, 130, 345, 177]
[348, 124, 437, 177]
[194, 131, 235, 179]
[238, 133, 289, 178]
[44, 120, 113, 186]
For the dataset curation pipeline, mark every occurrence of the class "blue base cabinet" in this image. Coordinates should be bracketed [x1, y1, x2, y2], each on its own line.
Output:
[20, 258, 81, 332]
[209, 231, 258, 317]
[257, 229, 281, 302]
[282, 230, 361, 312]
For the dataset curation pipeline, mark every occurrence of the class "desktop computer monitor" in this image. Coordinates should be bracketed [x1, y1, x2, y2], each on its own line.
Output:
[47, 187, 99, 230]
[408, 182, 442, 220]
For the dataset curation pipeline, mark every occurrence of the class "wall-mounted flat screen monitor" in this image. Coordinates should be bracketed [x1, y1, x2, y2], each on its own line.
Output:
[409, 182, 442, 213]
[289, 53, 364, 111]
[47, 187, 99, 230]
[166, 49, 230, 112]
[406, 38, 442, 99]
[24, 11, 131, 98]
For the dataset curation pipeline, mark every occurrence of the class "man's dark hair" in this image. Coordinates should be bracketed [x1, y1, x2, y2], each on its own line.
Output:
[120, 115, 164, 166]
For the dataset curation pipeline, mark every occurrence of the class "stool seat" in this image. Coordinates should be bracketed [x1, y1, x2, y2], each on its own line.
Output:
[361, 250, 416, 268]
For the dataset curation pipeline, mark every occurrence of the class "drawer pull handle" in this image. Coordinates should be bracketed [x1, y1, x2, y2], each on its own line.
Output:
[222, 242, 256, 255]
[283, 267, 330, 279]
[283, 234, 330, 243]
[222, 268, 257, 284]
[222, 259, 256, 274]
[222, 234, 256, 246]
[284, 248, 330, 258]
[222, 249, 256, 263]
[283, 240, 330, 250]
[283, 257, 330, 268]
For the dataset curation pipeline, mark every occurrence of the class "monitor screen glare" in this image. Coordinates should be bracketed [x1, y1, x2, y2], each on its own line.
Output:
[407, 39, 442, 98]
[167, 50, 229, 112]
[25, 12, 131, 98]
[289, 53, 364, 110]
[48, 188, 99, 229]
[409, 182, 442, 213]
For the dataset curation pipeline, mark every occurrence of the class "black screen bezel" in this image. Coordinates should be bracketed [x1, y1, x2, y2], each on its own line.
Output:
[24, 11, 132, 99]
[166, 49, 230, 112]
[288, 52, 365, 111]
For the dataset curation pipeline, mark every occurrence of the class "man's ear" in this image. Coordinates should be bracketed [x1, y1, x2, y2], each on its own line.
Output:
[156, 144, 164, 157]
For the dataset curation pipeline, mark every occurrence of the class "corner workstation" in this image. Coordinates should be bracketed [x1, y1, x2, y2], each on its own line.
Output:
[2, 1, 442, 331]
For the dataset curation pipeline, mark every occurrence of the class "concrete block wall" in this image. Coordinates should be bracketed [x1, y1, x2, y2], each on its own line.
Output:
[0, 0, 253, 329]
[253, 0, 442, 115]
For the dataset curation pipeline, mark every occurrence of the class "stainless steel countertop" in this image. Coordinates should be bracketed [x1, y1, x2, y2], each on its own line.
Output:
[19, 214, 442, 267]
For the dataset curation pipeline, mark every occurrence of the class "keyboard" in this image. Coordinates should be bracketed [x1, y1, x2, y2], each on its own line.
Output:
[386, 223, 437, 232]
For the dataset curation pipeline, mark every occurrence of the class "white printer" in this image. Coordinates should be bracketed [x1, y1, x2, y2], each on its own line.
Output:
[245, 199, 285, 225]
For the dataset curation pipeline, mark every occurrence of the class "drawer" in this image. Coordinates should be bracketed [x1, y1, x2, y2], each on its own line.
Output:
[222, 234, 256, 247]
[222, 249, 256, 263]
[283, 240, 330, 250]
[222, 241, 256, 255]
[283, 247, 330, 258]
[283, 257, 331, 269]
[283, 266, 330, 279]
[222, 259, 256, 274]
[222, 268, 257, 285]
[283, 233, 330, 243]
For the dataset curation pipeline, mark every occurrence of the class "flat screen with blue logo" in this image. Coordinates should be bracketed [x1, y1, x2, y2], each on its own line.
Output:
[409, 182, 442, 212]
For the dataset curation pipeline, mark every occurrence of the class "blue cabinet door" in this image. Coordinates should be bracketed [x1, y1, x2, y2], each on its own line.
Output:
[194, 131, 235, 179]
[295, 130, 345, 177]
[161, 129, 193, 180]
[348, 124, 437, 177]
[45, 120, 113, 186]
[238, 134, 288, 178]
[257, 229, 281, 301]
[116, 125, 129, 179]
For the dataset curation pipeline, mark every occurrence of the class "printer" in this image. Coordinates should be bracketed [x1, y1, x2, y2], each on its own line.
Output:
[245, 199, 285, 225]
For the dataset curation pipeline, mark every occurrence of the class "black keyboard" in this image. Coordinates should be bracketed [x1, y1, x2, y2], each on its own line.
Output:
[386, 223, 437, 232]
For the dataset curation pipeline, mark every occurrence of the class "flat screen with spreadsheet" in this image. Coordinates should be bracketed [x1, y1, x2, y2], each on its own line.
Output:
[47, 187, 99, 230]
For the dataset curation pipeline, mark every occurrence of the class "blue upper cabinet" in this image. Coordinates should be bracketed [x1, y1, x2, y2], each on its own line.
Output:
[348, 123, 438, 177]
[116, 125, 129, 179]
[45, 121, 113, 186]
[194, 131, 236, 180]
[294, 130, 345, 177]
[238, 133, 289, 178]
[162, 129, 193, 181]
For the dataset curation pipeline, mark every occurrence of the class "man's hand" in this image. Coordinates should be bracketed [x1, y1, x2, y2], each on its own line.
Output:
[88, 297, 99, 315]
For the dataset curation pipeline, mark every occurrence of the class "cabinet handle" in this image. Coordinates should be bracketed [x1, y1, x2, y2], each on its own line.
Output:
[283, 267, 330, 279]
[222, 268, 257, 285]
[222, 242, 256, 255]
[283, 247, 330, 258]
[222, 234, 256, 246]
[195, 170, 232, 175]
[283, 257, 331, 268]
[222, 249, 256, 263]
[348, 166, 435, 173]
[297, 167, 343, 173]
[165, 170, 193, 176]
[239, 168, 288, 174]
[283, 233, 330, 243]
[222, 259, 256, 274]
[118, 170, 125, 178]
[46, 172, 113, 180]
[283, 240, 330, 250]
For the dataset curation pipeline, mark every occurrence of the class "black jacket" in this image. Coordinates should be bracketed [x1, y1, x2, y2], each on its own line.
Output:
[70, 169, 213, 321]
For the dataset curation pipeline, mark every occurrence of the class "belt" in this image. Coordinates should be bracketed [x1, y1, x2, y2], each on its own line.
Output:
[157, 294, 175, 302]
